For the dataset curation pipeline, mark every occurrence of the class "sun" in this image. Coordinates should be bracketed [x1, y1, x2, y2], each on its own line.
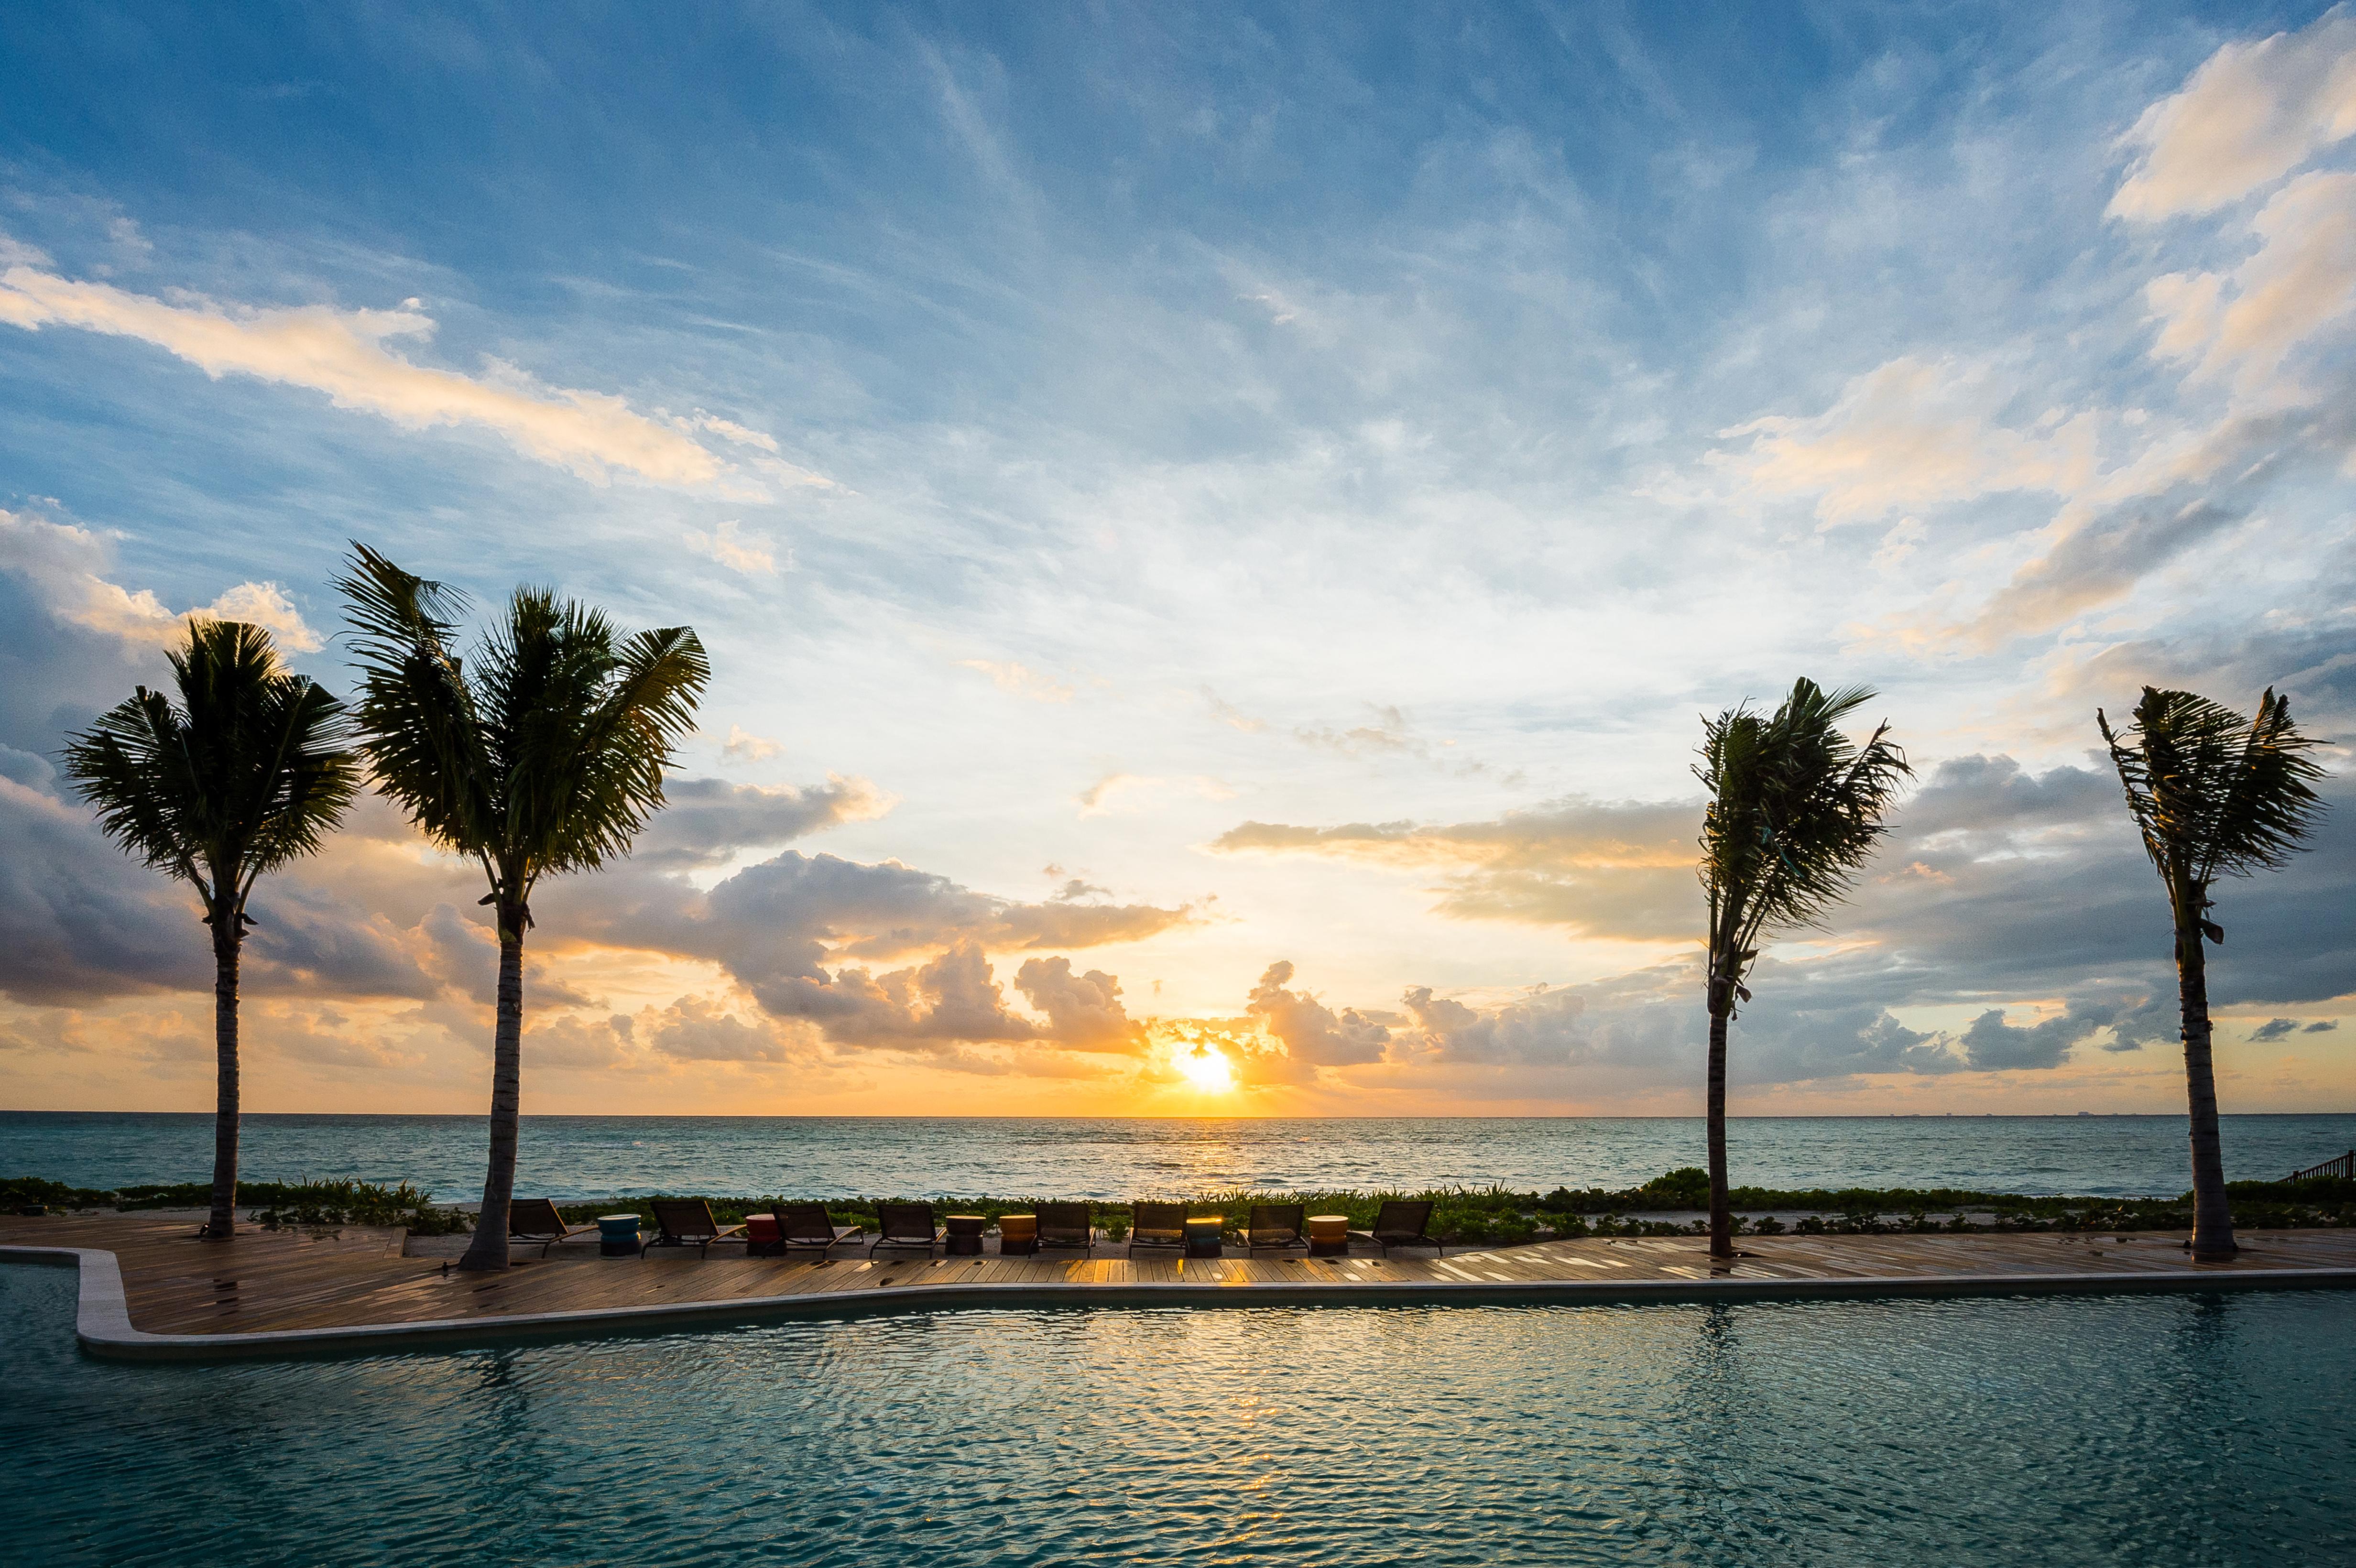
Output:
[1176, 1044, 1235, 1093]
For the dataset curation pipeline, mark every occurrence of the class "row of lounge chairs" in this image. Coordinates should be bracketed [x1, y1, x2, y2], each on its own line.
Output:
[505, 1197, 1444, 1258]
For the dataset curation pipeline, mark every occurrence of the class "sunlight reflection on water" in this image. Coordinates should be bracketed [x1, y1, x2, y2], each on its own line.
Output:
[9, 1111, 2355, 1200]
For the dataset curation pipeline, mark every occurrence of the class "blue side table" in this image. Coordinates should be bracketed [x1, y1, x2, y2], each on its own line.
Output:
[598, 1214, 643, 1257]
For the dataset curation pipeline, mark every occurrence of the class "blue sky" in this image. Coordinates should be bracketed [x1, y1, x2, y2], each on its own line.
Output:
[0, 1, 2350, 1114]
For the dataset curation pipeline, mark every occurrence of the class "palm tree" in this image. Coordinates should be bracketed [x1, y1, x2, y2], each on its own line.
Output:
[60, 620, 358, 1241]
[2098, 687, 2326, 1260]
[1697, 678, 1909, 1259]
[338, 544, 709, 1272]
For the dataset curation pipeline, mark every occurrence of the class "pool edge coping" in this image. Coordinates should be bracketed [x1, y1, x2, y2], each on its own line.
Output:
[7, 1242, 2355, 1363]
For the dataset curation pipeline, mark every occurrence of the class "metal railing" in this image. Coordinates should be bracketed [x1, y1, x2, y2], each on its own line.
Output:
[2289, 1150, 2355, 1182]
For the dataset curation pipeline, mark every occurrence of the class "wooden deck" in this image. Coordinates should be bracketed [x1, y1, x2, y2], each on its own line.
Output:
[7, 1212, 2354, 1361]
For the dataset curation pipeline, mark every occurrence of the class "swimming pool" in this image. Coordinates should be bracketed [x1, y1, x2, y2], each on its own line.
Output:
[2, 1267, 2347, 1565]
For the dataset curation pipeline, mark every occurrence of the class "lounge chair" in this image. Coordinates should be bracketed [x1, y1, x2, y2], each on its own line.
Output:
[1349, 1199, 1442, 1257]
[506, 1198, 599, 1257]
[870, 1201, 945, 1256]
[1035, 1201, 1095, 1259]
[1236, 1202, 1308, 1254]
[756, 1201, 864, 1257]
[640, 1198, 748, 1258]
[1127, 1199, 1188, 1258]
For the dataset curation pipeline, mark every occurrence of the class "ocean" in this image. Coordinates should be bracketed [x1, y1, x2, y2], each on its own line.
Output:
[5, 1111, 2351, 1202]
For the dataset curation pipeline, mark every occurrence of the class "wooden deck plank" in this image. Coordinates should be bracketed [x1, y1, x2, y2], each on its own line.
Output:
[8, 1215, 2353, 1343]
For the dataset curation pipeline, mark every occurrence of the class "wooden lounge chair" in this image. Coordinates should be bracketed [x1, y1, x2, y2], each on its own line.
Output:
[640, 1198, 748, 1258]
[870, 1201, 945, 1256]
[1237, 1201, 1308, 1254]
[1349, 1199, 1442, 1257]
[756, 1201, 864, 1257]
[1034, 1201, 1095, 1259]
[506, 1198, 599, 1257]
[1127, 1199, 1188, 1257]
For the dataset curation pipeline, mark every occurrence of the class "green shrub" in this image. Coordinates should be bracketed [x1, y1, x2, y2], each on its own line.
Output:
[11, 1167, 2348, 1241]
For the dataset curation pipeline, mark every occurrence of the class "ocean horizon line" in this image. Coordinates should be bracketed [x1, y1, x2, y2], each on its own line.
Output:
[8, 1109, 2351, 1122]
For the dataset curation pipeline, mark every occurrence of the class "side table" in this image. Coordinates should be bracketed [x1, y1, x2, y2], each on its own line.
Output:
[597, 1214, 642, 1257]
[998, 1213, 1038, 1256]
[1308, 1214, 1349, 1257]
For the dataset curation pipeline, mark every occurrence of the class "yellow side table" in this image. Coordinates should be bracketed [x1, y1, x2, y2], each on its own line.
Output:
[998, 1212, 1037, 1256]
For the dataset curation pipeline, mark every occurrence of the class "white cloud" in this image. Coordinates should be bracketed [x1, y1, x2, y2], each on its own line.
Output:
[1872, 517, 1929, 573]
[1075, 772, 1235, 817]
[2110, 6, 2356, 221]
[0, 263, 731, 487]
[683, 519, 781, 575]
[1248, 960, 1391, 1067]
[689, 411, 780, 452]
[0, 509, 322, 651]
[105, 217, 154, 261]
[2145, 170, 2356, 404]
[1712, 355, 2098, 525]
[960, 659, 1074, 702]
[720, 723, 783, 763]
[186, 581, 324, 652]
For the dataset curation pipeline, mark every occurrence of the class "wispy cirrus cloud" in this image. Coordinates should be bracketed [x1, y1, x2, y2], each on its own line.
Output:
[1211, 798, 1700, 940]
[960, 659, 1074, 702]
[2146, 170, 2356, 406]
[0, 263, 744, 489]
[1075, 772, 1234, 817]
[684, 519, 783, 575]
[1712, 356, 2100, 527]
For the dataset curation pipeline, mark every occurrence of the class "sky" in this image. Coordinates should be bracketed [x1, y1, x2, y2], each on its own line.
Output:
[0, 1, 2350, 1117]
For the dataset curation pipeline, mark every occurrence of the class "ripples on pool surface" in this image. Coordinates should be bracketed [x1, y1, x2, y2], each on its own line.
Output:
[1, 1269, 2348, 1567]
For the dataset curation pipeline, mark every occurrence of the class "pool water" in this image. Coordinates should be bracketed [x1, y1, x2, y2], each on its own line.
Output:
[1, 1267, 2348, 1565]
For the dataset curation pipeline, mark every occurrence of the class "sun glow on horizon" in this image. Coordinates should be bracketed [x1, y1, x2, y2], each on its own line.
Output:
[1175, 1043, 1235, 1093]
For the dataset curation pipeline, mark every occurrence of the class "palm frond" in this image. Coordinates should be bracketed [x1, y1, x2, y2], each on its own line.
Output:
[337, 549, 709, 899]
[540, 622, 710, 875]
[336, 544, 499, 857]
[1697, 677, 1911, 987]
[59, 619, 359, 912]
[61, 687, 212, 897]
[2099, 686, 2328, 913]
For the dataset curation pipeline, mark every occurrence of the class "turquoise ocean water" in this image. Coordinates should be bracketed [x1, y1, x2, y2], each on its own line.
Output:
[5, 1111, 2354, 1200]
[1, 1267, 2348, 1567]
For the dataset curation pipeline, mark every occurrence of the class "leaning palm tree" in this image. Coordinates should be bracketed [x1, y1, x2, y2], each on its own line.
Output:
[1697, 678, 1909, 1259]
[60, 620, 358, 1241]
[338, 544, 708, 1272]
[2098, 687, 2326, 1260]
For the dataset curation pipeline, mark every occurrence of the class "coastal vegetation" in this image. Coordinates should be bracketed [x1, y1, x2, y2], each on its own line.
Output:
[58, 621, 359, 1243]
[2100, 688, 2328, 1260]
[1, 1176, 463, 1232]
[1696, 680, 1909, 1258]
[15, 1170, 2351, 1243]
[338, 545, 709, 1272]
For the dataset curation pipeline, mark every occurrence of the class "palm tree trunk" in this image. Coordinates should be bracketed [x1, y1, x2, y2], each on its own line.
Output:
[2175, 913, 2236, 1259]
[456, 907, 527, 1272]
[1706, 975, 1733, 1259]
[207, 913, 240, 1241]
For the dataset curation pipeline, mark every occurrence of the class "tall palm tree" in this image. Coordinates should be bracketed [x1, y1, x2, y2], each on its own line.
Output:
[60, 620, 358, 1241]
[1697, 678, 1909, 1259]
[338, 544, 708, 1272]
[2098, 687, 2326, 1260]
